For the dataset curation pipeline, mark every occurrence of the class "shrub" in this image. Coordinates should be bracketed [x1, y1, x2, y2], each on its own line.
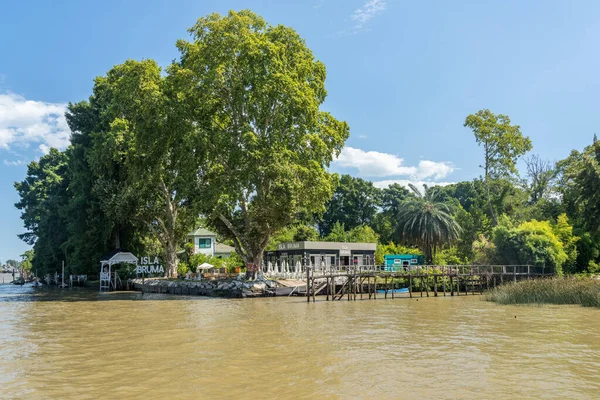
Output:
[493, 219, 567, 275]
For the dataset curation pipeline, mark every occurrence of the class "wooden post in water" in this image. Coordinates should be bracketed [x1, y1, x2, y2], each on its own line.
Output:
[348, 276, 351, 302]
[360, 277, 363, 300]
[443, 268, 447, 296]
[433, 274, 438, 297]
[373, 276, 377, 300]
[450, 274, 454, 296]
[391, 274, 395, 299]
[384, 276, 388, 299]
[306, 267, 310, 303]
[326, 275, 330, 301]
[312, 276, 316, 303]
[409, 274, 413, 298]
[470, 268, 474, 295]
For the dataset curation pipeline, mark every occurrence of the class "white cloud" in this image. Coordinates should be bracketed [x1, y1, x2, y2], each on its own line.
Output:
[0, 92, 69, 155]
[3, 159, 26, 166]
[372, 180, 455, 190]
[350, 0, 387, 32]
[358, 134, 368, 139]
[334, 146, 455, 180]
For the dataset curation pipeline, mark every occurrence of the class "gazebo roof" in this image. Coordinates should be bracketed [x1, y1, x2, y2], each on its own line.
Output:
[100, 249, 138, 264]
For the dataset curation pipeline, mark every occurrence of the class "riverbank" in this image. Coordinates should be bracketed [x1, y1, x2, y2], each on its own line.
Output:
[129, 278, 274, 298]
[486, 277, 600, 307]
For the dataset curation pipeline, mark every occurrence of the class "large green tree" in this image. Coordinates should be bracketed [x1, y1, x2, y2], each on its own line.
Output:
[63, 101, 117, 274]
[319, 174, 381, 236]
[493, 218, 567, 275]
[464, 109, 532, 225]
[14, 149, 70, 275]
[93, 59, 207, 277]
[174, 10, 349, 275]
[372, 183, 409, 243]
[396, 184, 461, 264]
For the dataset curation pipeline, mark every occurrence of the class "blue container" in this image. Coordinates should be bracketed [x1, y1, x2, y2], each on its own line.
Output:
[384, 254, 423, 271]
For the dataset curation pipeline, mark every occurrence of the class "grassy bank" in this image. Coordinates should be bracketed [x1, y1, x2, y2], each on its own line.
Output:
[486, 277, 600, 308]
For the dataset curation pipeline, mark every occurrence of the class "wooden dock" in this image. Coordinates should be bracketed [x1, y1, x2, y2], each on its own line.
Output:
[303, 265, 553, 302]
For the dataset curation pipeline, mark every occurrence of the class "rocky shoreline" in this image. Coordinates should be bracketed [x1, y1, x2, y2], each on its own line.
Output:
[129, 278, 274, 298]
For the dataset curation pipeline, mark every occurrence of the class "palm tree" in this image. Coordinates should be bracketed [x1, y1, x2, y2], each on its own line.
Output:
[396, 184, 461, 264]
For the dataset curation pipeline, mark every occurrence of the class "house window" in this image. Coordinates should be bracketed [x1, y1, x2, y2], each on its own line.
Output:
[198, 238, 212, 248]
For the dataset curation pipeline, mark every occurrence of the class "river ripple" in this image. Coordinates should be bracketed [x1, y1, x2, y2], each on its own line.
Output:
[0, 281, 598, 399]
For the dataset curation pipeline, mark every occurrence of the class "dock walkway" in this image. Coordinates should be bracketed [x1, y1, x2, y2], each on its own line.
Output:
[302, 265, 552, 302]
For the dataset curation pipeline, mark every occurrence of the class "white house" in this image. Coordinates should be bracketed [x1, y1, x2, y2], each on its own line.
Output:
[187, 228, 235, 258]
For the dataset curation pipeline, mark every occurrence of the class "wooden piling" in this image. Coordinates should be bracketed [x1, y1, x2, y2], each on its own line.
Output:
[373, 276, 377, 300]
[348, 276, 351, 302]
[384, 275, 387, 299]
[306, 267, 310, 303]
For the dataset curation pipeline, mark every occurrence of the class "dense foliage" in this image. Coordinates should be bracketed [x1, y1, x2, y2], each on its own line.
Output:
[13, 10, 348, 277]
[12, 11, 600, 278]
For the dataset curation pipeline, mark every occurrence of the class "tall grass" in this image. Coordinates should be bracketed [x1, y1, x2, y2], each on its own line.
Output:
[486, 277, 600, 308]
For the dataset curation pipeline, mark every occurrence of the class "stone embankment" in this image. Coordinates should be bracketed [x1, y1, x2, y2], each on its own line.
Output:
[130, 278, 273, 298]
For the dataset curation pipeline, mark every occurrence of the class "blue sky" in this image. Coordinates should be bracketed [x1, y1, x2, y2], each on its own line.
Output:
[2, 0, 600, 262]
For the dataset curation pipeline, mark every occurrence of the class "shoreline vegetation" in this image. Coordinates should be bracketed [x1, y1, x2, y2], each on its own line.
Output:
[486, 277, 600, 308]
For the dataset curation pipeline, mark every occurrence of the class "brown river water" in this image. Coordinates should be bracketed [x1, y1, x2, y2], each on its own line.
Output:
[0, 275, 599, 399]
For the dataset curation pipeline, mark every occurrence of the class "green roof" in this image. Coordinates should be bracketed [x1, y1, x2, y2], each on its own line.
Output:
[188, 227, 217, 237]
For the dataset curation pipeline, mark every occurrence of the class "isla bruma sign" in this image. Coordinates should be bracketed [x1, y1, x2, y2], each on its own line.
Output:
[277, 243, 301, 250]
[136, 256, 165, 274]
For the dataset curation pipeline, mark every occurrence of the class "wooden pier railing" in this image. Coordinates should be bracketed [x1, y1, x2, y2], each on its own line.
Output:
[304, 265, 553, 302]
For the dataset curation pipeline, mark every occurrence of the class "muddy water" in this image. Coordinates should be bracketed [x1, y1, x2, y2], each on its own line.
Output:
[0, 280, 599, 399]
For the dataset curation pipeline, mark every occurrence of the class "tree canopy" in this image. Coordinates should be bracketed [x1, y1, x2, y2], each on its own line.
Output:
[174, 10, 349, 273]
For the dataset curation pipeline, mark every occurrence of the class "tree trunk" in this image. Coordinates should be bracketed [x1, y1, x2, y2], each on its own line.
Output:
[114, 229, 121, 249]
[165, 240, 178, 278]
[245, 252, 263, 280]
[484, 145, 498, 226]
[485, 177, 498, 226]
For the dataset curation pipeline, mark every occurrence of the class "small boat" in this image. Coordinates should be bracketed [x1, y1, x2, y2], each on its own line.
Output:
[376, 288, 409, 294]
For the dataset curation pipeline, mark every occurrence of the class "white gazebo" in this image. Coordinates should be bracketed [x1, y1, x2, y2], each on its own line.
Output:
[99, 250, 138, 291]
